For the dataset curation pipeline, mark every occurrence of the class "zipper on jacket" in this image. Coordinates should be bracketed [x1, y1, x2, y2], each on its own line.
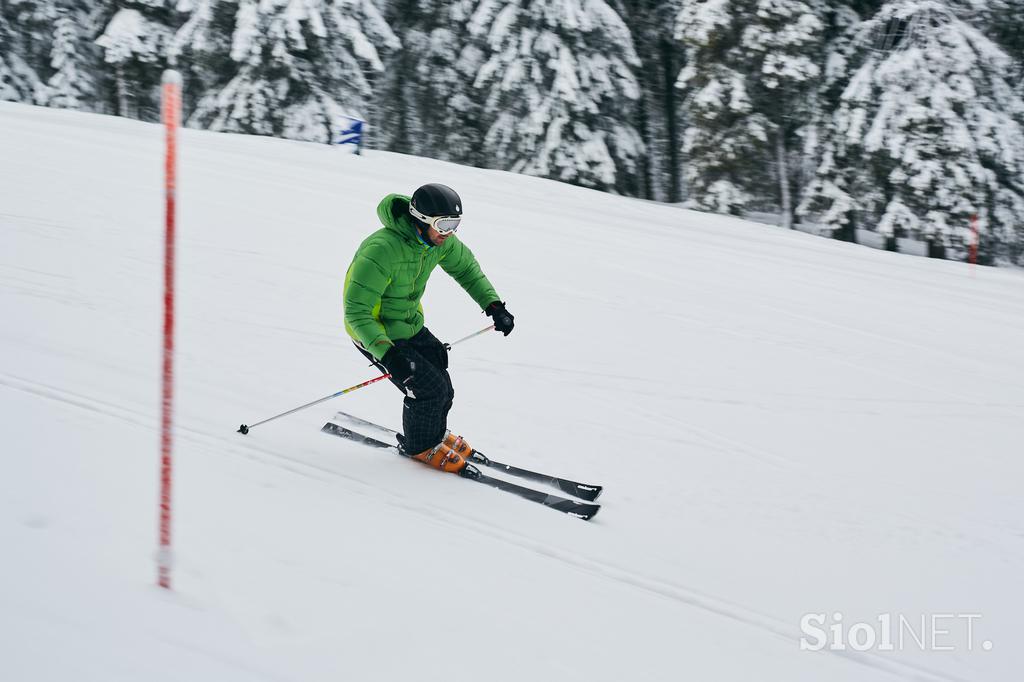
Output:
[414, 246, 427, 283]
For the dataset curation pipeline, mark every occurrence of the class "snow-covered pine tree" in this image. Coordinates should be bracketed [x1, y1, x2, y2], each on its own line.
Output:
[95, 1, 179, 119]
[674, 0, 828, 220]
[45, 6, 98, 110]
[802, 1, 1024, 261]
[373, 0, 483, 163]
[795, 1, 876, 241]
[962, 0, 1023, 86]
[175, 0, 398, 144]
[0, 0, 54, 103]
[464, 0, 644, 194]
[0, 13, 40, 102]
[619, 0, 685, 202]
[170, 0, 236, 115]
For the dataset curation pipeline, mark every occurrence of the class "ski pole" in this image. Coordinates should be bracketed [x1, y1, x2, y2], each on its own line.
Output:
[443, 324, 495, 349]
[237, 324, 495, 435]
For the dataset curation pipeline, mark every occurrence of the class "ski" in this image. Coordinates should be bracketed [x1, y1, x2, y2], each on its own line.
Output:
[326, 410, 603, 502]
[321, 421, 601, 521]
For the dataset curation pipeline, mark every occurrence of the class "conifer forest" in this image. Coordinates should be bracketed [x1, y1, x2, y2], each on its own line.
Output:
[2, 1, 1022, 263]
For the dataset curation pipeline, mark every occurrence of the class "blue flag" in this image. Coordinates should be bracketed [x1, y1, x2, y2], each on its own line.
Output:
[336, 117, 364, 152]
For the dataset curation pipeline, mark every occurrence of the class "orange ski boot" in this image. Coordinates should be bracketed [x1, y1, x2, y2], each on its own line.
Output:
[409, 441, 467, 474]
[442, 430, 474, 460]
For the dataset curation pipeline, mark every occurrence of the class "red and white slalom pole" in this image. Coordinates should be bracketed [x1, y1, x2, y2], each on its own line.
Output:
[158, 70, 182, 590]
[969, 214, 979, 275]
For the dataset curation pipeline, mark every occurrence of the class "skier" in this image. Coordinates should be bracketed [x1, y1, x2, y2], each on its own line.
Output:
[343, 183, 515, 473]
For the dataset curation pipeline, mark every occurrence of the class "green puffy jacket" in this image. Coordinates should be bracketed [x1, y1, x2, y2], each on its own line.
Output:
[344, 194, 500, 360]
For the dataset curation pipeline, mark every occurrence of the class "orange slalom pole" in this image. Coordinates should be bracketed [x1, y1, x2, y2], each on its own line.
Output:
[969, 214, 979, 275]
[158, 70, 182, 590]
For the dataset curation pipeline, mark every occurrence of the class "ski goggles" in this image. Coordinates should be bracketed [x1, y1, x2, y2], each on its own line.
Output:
[409, 204, 461, 234]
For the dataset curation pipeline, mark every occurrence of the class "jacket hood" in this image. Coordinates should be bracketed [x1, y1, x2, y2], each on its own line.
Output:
[376, 194, 422, 245]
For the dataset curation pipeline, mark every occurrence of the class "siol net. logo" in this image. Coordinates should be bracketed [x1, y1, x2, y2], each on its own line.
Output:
[800, 612, 993, 652]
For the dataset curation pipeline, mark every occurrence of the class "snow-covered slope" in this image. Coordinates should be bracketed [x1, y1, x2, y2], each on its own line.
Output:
[2, 102, 1022, 681]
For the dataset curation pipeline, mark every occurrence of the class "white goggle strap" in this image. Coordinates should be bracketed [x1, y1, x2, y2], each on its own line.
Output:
[408, 203, 433, 224]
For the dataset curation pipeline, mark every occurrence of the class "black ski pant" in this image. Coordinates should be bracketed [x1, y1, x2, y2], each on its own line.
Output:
[354, 326, 454, 454]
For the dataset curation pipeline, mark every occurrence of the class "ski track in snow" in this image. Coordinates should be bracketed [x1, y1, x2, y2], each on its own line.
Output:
[3, 103, 1021, 681]
[0, 371, 971, 682]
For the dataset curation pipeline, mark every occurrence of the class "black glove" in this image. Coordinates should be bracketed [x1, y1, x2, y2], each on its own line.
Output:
[382, 345, 417, 385]
[485, 301, 515, 336]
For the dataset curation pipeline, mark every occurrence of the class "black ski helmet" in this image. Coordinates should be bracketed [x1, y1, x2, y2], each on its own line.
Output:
[410, 183, 462, 220]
